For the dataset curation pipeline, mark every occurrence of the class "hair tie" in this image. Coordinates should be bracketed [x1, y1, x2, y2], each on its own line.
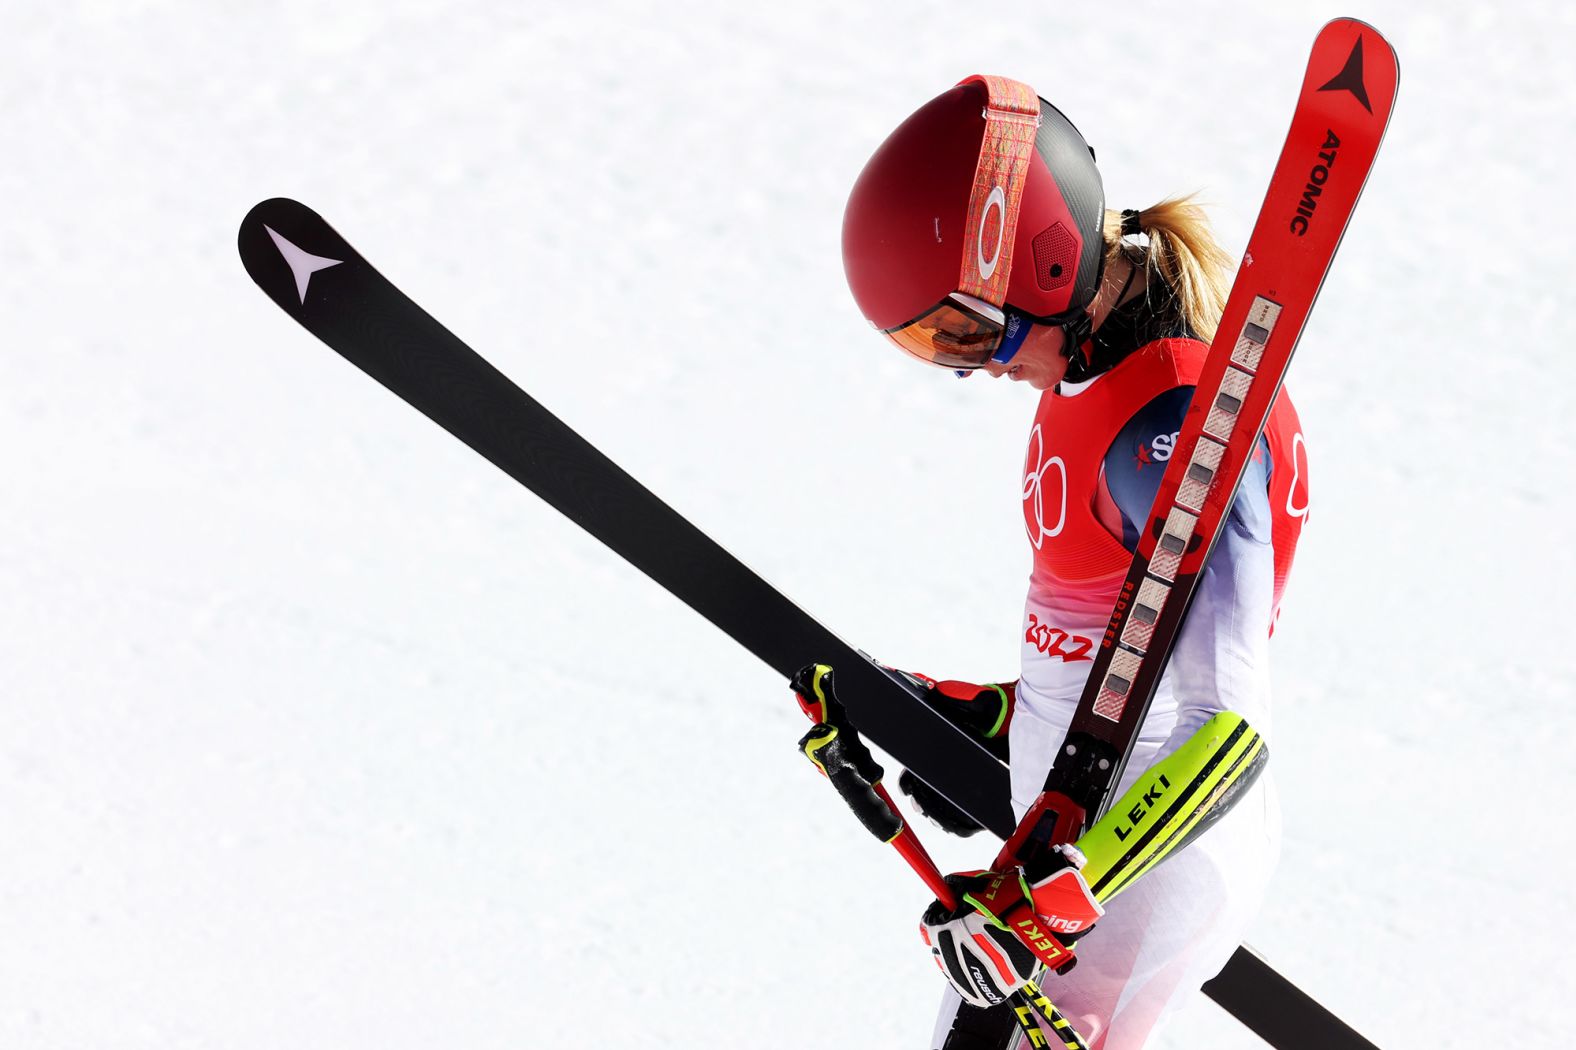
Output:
[1120, 208, 1143, 237]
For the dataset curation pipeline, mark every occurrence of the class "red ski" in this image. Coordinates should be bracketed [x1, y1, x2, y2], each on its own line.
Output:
[1008, 16, 1399, 854]
[991, 18, 1398, 1049]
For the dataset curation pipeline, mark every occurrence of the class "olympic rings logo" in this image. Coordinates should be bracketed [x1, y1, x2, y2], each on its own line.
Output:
[1022, 425, 1066, 550]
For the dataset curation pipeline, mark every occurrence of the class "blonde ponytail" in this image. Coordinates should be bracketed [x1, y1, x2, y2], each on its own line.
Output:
[1102, 197, 1234, 343]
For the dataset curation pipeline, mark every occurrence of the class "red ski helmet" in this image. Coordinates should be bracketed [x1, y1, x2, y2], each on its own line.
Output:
[842, 76, 1105, 370]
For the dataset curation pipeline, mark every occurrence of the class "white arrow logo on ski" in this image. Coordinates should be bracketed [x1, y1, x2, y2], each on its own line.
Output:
[264, 225, 343, 304]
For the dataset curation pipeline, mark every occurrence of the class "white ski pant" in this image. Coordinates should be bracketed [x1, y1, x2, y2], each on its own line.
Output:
[929, 702, 1282, 1050]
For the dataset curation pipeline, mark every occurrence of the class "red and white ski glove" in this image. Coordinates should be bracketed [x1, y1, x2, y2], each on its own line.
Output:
[920, 846, 1104, 1009]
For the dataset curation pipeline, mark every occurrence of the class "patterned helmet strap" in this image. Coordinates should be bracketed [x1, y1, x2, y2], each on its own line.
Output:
[955, 75, 1042, 308]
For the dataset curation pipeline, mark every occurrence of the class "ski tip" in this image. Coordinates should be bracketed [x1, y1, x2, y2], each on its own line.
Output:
[1319, 16, 1399, 67]
[245, 195, 310, 215]
[237, 198, 351, 311]
[238, 197, 314, 245]
[1305, 17, 1399, 120]
[1321, 16, 1386, 38]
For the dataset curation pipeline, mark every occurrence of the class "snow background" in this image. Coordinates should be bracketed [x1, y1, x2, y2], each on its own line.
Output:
[4, 1, 1573, 1047]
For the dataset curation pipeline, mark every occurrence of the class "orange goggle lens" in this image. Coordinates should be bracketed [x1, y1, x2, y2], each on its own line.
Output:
[881, 293, 1006, 370]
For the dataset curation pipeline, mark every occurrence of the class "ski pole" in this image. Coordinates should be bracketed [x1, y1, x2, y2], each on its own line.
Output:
[791, 664, 1090, 1050]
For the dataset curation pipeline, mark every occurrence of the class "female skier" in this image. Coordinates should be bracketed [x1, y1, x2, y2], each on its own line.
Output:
[839, 77, 1309, 1049]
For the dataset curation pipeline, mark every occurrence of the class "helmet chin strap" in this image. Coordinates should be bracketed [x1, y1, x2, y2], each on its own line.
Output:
[1058, 256, 1138, 383]
[1057, 310, 1098, 382]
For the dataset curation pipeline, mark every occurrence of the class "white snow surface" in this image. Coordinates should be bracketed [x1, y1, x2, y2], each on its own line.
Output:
[5, 2, 1574, 1047]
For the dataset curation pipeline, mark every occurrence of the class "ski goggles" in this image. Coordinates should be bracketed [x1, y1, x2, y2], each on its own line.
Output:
[882, 295, 1035, 372]
[882, 76, 1044, 373]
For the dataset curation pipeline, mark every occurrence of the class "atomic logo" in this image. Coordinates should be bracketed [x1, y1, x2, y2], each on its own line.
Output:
[1317, 35, 1372, 113]
[265, 225, 343, 304]
[1022, 424, 1067, 549]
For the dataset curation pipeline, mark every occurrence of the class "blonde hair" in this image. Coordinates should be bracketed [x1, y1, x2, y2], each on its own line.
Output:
[1102, 196, 1233, 343]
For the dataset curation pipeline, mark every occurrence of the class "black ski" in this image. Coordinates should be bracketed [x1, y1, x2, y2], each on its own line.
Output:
[239, 199, 1016, 829]
[239, 187, 1368, 1045]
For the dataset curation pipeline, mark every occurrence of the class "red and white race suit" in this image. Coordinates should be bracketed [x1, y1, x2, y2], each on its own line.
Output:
[934, 337, 1308, 1049]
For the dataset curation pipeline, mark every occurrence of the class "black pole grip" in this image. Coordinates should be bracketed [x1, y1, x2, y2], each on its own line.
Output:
[798, 724, 902, 842]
